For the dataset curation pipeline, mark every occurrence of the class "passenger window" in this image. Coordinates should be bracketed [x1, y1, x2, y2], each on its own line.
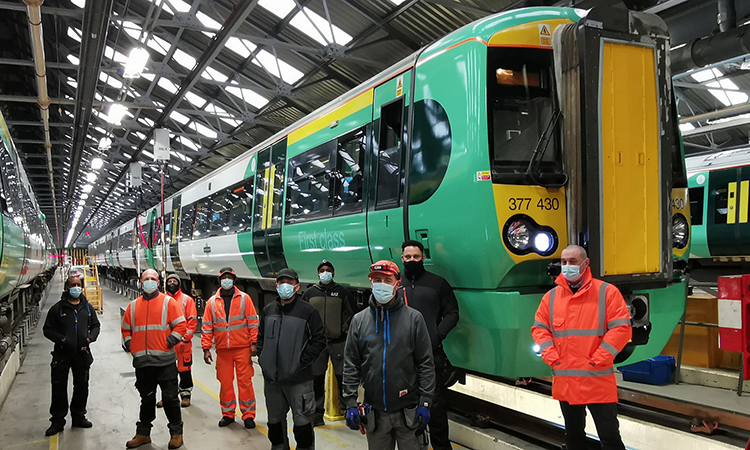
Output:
[334, 128, 366, 215]
[164, 212, 172, 244]
[226, 178, 254, 233]
[195, 200, 211, 237]
[254, 147, 271, 232]
[376, 99, 404, 209]
[286, 141, 335, 223]
[714, 186, 728, 225]
[180, 203, 197, 240]
[688, 187, 704, 226]
[209, 192, 230, 236]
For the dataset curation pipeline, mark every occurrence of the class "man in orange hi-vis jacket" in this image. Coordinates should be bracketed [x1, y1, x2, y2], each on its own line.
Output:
[164, 274, 197, 407]
[122, 269, 187, 450]
[532, 245, 632, 450]
[202, 267, 259, 429]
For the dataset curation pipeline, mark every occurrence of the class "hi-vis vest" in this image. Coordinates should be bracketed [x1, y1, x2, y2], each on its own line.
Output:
[531, 269, 632, 405]
[201, 287, 259, 350]
[173, 291, 198, 343]
[121, 292, 187, 367]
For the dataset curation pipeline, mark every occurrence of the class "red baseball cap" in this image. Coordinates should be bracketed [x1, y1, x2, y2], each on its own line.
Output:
[368, 260, 400, 279]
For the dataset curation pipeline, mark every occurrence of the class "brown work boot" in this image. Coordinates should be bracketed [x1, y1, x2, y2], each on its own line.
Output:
[180, 397, 190, 408]
[168, 434, 183, 449]
[156, 400, 163, 408]
[126, 435, 151, 448]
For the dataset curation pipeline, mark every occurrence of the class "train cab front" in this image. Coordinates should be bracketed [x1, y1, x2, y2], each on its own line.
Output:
[445, 7, 690, 377]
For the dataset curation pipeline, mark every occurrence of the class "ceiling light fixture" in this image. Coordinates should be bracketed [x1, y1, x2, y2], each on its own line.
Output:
[98, 137, 112, 150]
[86, 173, 97, 182]
[82, 184, 93, 193]
[91, 158, 104, 170]
[106, 104, 128, 125]
[123, 47, 149, 78]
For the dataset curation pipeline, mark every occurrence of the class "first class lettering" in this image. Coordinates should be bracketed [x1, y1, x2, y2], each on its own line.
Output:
[298, 229, 346, 251]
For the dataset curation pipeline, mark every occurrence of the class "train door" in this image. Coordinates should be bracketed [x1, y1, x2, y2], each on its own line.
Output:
[706, 167, 750, 256]
[367, 72, 411, 262]
[169, 196, 188, 276]
[252, 140, 289, 277]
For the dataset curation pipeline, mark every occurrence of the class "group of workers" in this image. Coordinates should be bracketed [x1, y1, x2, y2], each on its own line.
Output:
[42, 243, 632, 450]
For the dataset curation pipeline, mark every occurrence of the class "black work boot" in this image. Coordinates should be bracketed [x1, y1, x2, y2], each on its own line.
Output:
[218, 416, 235, 427]
[72, 417, 93, 428]
[45, 422, 64, 436]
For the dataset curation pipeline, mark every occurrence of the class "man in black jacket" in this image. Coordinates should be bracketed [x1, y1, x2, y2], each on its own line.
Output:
[43, 275, 101, 436]
[343, 260, 435, 450]
[258, 268, 326, 450]
[300, 259, 354, 426]
[400, 240, 459, 450]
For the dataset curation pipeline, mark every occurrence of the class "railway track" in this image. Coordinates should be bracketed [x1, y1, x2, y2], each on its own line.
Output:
[448, 375, 750, 449]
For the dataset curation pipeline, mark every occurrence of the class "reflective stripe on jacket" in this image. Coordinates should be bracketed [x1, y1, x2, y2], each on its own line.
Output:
[531, 268, 632, 405]
[174, 290, 198, 342]
[201, 287, 258, 350]
[121, 292, 187, 368]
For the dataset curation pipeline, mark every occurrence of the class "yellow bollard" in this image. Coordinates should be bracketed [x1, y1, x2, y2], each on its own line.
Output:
[323, 359, 345, 422]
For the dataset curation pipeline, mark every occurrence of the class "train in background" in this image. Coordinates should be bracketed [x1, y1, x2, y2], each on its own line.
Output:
[0, 109, 58, 379]
[91, 6, 689, 377]
[687, 148, 750, 261]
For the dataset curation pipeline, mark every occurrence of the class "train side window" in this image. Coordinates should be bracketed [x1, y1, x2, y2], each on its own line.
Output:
[375, 98, 404, 209]
[164, 212, 172, 245]
[209, 191, 230, 236]
[714, 186, 728, 224]
[286, 141, 335, 223]
[179, 203, 197, 240]
[227, 178, 254, 233]
[195, 200, 211, 238]
[688, 187, 704, 226]
[334, 128, 366, 216]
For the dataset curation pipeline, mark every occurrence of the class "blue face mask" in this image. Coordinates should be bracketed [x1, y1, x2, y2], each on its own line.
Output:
[69, 287, 82, 298]
[372, 282, 395, 305]
[221, 278, 234, 290]
[277, 283, 295, 299]
[319, 271, 333, 284]
[143, 280, 159, 294]
[561, 264, 581, 282]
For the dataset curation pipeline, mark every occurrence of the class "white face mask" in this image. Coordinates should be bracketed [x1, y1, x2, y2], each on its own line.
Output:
[319, 271, 333, 284]
[561, 264, 581, 281]
[372, 283, 395, 305]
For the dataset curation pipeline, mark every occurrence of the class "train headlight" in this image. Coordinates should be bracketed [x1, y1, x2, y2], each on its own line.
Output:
[672, 214, 689, 249]
[503, 215, 559, 256]
[507, 220, 530, 250]
[534, 232, 554, 253]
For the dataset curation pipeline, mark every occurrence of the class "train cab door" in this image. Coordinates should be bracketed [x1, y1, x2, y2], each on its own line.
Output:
[252, 140, 289, 278]
[367, 72, 411, 263]
[707, 167, 750, 256]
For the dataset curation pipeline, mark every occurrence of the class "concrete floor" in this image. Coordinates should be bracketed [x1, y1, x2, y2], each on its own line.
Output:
[0, 274, 409, 450]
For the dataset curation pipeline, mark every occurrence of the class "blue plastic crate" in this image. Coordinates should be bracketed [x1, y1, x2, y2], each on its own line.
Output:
[618, 355, 675, 385]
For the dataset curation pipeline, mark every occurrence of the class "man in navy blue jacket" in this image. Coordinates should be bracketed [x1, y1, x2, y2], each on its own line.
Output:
[43, 275, 100, 436]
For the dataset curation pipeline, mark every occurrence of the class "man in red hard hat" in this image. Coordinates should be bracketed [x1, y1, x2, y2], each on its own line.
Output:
[532, 245, 632, 450]
[343, 260, 435, 449]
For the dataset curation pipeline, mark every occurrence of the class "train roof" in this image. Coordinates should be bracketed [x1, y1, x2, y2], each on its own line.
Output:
[686, 147, 750, 175]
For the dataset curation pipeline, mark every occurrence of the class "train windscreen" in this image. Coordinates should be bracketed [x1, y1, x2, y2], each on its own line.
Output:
[487, 47, 562, 185]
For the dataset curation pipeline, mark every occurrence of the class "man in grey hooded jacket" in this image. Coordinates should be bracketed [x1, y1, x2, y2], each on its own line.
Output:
[343, 260, 435, 450]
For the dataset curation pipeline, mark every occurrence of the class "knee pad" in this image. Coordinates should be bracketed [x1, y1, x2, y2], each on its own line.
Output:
[293, 423, 314, 448]
[268, 421, 285, 445]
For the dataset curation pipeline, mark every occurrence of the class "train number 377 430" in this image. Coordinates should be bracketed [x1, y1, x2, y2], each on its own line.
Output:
[508, 198, 560, 211]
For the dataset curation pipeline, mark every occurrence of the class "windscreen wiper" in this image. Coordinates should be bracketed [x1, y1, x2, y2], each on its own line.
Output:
[525, 109, 566, 188]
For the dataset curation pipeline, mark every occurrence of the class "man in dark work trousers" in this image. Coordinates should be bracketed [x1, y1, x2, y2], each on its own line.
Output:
[400, 240, 459, 450]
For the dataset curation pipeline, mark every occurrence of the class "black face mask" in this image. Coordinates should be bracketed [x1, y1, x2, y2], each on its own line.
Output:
[403, 260, 425, 275]
[166, 284, 180, 295]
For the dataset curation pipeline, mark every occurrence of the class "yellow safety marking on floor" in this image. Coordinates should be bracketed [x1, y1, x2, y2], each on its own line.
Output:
[320, 432, 348, 447]
[49, 434, 58, 450]
[318, 423, 347, 429]
[192, 377, 291, 447]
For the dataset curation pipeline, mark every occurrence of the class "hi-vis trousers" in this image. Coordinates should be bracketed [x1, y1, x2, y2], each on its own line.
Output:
[216, 347, 256, 420]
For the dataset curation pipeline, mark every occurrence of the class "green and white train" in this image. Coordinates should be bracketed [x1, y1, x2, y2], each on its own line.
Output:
[91, 6, 690, 377]
[0, 110, 58, 363]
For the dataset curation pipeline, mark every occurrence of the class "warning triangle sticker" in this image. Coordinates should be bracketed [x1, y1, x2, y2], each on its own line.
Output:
[540, 25, 550, 36]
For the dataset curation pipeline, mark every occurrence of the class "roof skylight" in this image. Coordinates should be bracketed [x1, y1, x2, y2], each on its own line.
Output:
[290, 8, 352, 45]
[99, 72, 124, 89]
[67, 54, 80, 65]
[226, 83, 268, 109]
[226, 37, 255, 59]
[173, 48, 196, 70]
[255, 50, 304, 84]
[67, 27, 82, 42]
[190, 122, 218, 139]
[201, 66, 229, 83]
[147, 35, 171, 55]
[157, 77, 179, 94]
[184, 91, 207, 108]
[170, 111, 190, 125]
[259, 0, 295, 18]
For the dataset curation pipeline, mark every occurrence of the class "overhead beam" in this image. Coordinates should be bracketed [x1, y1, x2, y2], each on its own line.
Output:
[66, 0, 115, 214]
[0, 0, 83, 17]
[73, 0, 260, 246]
[681, 116, 750, 137]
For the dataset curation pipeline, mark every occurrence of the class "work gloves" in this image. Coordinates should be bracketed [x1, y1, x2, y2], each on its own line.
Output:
[345, 407, 361, 430]
[415, 405, 430, 427]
